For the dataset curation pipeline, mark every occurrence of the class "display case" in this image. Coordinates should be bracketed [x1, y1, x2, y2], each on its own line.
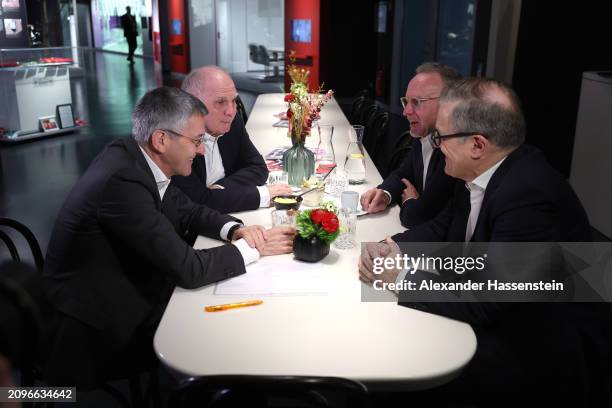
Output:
[0, 47, 87, 143]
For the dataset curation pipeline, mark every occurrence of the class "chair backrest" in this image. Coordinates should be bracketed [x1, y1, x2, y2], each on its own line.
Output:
[384, 130, 414, 177]
[366, 112, 390, 174]
[258, 45, 270, 65]
[169, 375, 370, 408]
[236, 95, 249, 123]
[349, 96, 367, 124]
[353, 99, 376, 126]
[0, 261, 45, 386]
[248, 43, 260, 64]
[0, 218, 44, 273]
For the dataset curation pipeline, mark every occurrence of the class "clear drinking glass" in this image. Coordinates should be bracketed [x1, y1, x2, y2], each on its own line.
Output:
[333, 208, 357, 249]
[344, 125, 366, 184]
[324, 168, 349, 197]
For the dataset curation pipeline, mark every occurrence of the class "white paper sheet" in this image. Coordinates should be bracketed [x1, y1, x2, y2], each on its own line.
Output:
[215, 258, 330, 295]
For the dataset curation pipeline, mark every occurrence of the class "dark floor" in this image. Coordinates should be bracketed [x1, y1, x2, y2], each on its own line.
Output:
[0, 51, 285, 407]
[0, 52, 284, 265]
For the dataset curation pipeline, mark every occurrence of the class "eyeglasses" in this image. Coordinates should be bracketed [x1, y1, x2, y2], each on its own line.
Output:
[430, 129, 488, 148]
[400, 96, 440, 109]
[159, 129, 205, 147]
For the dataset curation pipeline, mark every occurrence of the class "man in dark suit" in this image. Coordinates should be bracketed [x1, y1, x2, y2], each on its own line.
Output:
[359, 78, 610, 406]
[120, 6, 138, 63]
[360, 62, 461, 228]
[173, 66, 292, 213]
[42, 87, 294, 388]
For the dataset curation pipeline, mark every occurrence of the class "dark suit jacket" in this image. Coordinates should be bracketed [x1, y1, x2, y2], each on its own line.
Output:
[43, 137, 246, 387]
[172, 115, 269, 213]
[379, 137, 456, 228]
[393, 145, 611, 405]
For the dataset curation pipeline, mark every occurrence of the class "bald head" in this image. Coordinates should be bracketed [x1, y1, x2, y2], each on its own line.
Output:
[182, 66, 238, 136]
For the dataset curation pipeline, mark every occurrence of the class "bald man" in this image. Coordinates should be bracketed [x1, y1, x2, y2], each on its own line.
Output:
[172, 66, 291, 213]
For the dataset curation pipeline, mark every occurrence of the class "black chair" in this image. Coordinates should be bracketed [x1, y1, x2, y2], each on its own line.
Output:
[248, 43, 260, 65]
[368, 112, 390, 173]
[236, 95, 249, 123]
[383, 130, 413, 177]
[0, 262, 45, 389]
[0, 218, 157, 408]
[349, 96, 367, 124]
[169, 375, 370, 408]
[353, 99, 376, 126]
[0, 218, 44, 273]
[258, 45, 283, 79]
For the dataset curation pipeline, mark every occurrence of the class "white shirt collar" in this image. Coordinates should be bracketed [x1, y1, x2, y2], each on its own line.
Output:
[466, 156, 507, 192]
[203, 132, 226, 187]
[138, 145, 171, 200]
[420, 135, 435, 189]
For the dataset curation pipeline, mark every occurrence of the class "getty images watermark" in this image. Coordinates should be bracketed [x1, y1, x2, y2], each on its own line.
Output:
[361, 242, 612, 302]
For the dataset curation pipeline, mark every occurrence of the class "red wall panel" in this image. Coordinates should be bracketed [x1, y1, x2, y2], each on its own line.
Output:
[168, 0, 190, 74]
[285, 0, 320, 91]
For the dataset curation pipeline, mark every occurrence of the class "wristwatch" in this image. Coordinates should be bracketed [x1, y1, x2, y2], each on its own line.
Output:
[228, 224, 243, 241]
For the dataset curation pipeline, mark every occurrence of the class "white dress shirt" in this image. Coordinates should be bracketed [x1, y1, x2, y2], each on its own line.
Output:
[204, 133, 270, 207]
[138, 146, 259, 265]
[420, 136, 435, 190]
[464, 157, 506, 242]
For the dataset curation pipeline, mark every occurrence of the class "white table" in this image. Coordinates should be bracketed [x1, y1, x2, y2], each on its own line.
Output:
[154, 94, 476, 391]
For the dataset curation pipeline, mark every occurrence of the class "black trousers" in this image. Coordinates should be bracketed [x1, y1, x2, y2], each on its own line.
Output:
[126, 35, 137, 60]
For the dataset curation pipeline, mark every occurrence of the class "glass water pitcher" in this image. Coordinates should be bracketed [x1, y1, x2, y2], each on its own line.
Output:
[344, 125, 366, 184]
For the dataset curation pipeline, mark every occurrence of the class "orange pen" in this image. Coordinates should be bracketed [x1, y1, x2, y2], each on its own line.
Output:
[204, 299, 263, 312]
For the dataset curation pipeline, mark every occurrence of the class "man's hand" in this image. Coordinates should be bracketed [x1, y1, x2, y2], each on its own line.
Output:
[233, 225, 267, 248]
[359, 237, 402, 286]
[400, 178, 419, 203]
[360, 188, 390, 213]
[267, 184, 293, 203]
[258, 226, 295, 256]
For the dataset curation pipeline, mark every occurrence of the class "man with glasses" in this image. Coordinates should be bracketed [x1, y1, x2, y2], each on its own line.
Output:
[174, 66, 292, 213]
[360, 62, 460, 228]
[359, 78, 610, 405]
[42, 87, 295, 388]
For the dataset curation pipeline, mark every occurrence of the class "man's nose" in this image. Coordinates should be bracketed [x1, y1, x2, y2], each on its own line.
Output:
[226, 102, 237, 117]
[403, 103, 414, 117]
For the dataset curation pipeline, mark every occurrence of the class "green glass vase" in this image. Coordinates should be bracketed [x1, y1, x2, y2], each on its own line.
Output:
[283, 130, 315, 186]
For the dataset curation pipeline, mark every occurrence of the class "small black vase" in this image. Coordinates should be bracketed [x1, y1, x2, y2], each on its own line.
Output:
[293, 235, 330, 262]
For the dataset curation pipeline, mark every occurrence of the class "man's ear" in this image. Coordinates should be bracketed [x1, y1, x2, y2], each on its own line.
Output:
[149, 129, 167, 153]
[470, 134, 488, 159]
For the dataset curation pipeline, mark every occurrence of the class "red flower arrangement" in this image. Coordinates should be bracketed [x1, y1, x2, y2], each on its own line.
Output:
[296, 203, 340, 244]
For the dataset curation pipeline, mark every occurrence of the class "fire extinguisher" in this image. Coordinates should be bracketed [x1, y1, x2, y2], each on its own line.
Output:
[375, 69, 385, 97]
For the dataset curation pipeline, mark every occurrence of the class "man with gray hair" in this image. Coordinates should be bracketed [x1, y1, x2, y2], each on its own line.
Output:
[174, 65, 292, 213]
[360, 77, 610, 405]
[361, 62, 460, 228]
[42, 87, 295, 388]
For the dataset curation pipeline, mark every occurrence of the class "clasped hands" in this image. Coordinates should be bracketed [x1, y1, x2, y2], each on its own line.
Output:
[360, 179, 419, 214]
[233, 225, 295, 255]
[359, 237, 403, 286]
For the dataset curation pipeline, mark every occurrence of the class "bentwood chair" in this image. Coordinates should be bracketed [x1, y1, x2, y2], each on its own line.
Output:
[169, 375, 370, 408]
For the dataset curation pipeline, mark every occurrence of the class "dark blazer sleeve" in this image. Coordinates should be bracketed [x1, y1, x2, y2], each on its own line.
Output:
[378, 147, 417, 204]
[216, 115, 269, 188]
[172, 157, 262, 213]
[398, 151, 457, 228]
[98, 168, 246, 289]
